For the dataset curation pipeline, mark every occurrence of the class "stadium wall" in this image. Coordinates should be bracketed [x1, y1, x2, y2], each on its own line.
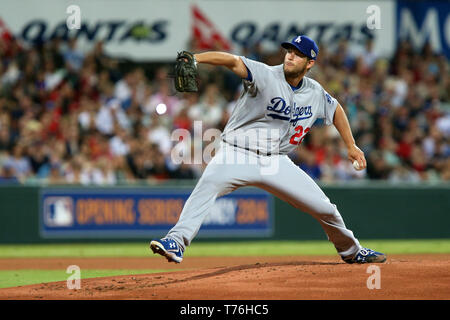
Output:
[0, 184, 449, 244]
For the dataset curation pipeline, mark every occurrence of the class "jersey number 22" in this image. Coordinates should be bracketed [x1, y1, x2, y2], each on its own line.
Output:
[289, 125, 310, 145]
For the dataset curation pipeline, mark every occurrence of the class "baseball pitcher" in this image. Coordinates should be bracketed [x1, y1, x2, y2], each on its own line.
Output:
[150, 35, 386, 264]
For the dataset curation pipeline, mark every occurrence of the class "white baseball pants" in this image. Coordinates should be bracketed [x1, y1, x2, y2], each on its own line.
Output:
[166, 142, 361, 258]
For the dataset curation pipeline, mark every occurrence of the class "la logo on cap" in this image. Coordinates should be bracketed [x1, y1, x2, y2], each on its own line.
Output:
[295, 36, 302, 43]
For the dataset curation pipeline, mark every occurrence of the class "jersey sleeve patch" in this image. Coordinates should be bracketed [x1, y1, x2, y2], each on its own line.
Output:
[322, 90, 338, 126]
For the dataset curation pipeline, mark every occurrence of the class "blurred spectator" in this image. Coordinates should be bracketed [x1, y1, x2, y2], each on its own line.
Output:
[63, 156, 90, 185]
[0, 126, 13, 151]
[331, 40, 356, 71]
[43, 58, 65, 91]
[147, 113, 172, 155]
[379, 136, 401, 170]
[396, 130, 415, 161]
[0, 165, 19, 184]
[63, 37, 85, 72]
[92, 157, 116, 185]
[299, 151, 321, 180]
[0, 35, 448, 185]
[388, 165, 421, 183]
[114, 70, 136, 105]
[109, 128, 130, 157]
[28, 142, 50, 174]
[148, 151, 171, 181]
[78, 96, 98, 133]
[436, 112, 450, 137]
[366, 150, 391, 180]
[47, 162, 64, 184]
[95, 93, 131, 135]
[2, 144, 31, 181]
[171, 162, 196, 180]
[144, 81, 181, 117]
[188, 84, 225, 129]
[358, 39, 377, 73]
[173, 106, 193, 131]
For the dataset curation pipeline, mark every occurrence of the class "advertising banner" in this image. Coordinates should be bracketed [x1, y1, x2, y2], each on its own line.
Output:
[396, 0, 450, 58]
[0, 0, 395, 60]
[40, 187, 273, 239]
[1, 0, 187, 61]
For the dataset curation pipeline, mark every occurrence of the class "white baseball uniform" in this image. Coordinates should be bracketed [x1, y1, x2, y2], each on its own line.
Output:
[166, 57, 362, 258]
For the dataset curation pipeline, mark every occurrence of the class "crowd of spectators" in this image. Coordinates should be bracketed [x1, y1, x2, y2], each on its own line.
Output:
[0, 34, 448, 185]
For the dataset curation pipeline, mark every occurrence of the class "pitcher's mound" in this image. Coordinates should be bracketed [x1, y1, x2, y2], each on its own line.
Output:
[0, 254, 449, 299]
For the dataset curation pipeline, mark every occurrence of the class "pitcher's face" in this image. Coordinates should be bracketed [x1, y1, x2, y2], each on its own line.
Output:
[283, 47, 314, 78]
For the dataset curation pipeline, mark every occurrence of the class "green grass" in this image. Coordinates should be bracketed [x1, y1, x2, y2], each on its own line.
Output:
[0, 269, 171, 289]
[0, 239, 449, 258]
[0, 240, 448, 289]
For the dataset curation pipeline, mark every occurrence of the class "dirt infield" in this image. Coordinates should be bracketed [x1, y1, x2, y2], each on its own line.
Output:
[0, 254, 449, 300]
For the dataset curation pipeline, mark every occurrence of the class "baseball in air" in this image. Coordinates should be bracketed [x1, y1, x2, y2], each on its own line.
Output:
[353, 160, 362, 170]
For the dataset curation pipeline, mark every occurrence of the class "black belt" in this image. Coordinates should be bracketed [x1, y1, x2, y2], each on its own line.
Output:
[222, 139, 272, 156]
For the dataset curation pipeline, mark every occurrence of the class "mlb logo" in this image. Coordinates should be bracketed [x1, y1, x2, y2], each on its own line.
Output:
[43, 197, 74, 227]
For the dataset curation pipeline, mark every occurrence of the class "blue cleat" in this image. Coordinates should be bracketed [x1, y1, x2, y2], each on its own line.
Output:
[343, 247, 386, 264]
[150, 238, 184, 263]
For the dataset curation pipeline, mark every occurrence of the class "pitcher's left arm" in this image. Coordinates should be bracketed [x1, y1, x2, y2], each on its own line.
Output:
[333, 103, 367, 170]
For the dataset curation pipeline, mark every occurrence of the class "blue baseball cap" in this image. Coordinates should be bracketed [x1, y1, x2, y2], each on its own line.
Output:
[281, 35, 319, 60]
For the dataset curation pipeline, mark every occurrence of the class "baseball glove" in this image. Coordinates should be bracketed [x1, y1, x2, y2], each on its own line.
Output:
[174, 51, 198, 92]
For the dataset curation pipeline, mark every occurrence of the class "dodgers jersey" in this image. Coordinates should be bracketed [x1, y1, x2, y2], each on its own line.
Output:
[221, 56, 338, 155]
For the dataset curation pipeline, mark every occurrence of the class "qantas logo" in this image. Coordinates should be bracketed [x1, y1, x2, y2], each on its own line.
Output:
[192, 5, 232, 51]
[266, 97, 312, 126]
